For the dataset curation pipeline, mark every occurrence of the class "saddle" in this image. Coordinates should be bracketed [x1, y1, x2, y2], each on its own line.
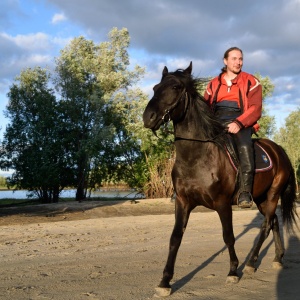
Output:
[224, 136, 273, 173]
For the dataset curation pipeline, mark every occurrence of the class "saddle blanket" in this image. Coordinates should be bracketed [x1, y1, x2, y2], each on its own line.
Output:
[227, 142, 273, 173]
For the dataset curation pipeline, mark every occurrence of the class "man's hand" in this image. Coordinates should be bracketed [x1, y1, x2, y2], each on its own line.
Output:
[227, 122, 241, 134]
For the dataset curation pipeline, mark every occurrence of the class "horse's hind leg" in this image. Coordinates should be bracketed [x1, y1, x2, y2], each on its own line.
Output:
[156, 198, 193, 296]
[244, 216, 273, 274]
[271, 214, 284, 269]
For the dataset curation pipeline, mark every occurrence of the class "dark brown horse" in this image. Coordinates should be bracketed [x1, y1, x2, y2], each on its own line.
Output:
[143, 62, 298, 296]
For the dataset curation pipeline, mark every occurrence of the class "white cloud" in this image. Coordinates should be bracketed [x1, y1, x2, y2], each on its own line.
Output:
[52, 36, 72, 48]
[0, 31, 60, 84]
[51, 13, 67, 24]
[1, 32, 51, 51]
[1, 0, 300, 132]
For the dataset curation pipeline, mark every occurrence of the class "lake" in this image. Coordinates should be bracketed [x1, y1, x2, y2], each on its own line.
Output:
[0, 189, 144, 200]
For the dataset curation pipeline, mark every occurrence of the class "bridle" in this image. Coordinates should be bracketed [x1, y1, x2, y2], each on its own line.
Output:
[152, 85, 188, 138]
[160, 82, 188, 125]
[154, 75, 226, 143]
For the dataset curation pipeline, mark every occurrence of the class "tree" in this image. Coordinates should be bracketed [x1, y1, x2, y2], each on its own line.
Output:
[254, 73, 276, 138]
[111, 87, 176, 197]
[2, 67, 67, 202]
[55, 37, 108, 200]
[0, 176, 7, 188]
[274, 109, 300, 191]
[1, 28, 148, 202]
[54, 28, 145, 200]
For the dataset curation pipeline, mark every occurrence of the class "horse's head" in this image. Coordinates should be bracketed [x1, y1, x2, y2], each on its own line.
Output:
[143, 62, 193, 132]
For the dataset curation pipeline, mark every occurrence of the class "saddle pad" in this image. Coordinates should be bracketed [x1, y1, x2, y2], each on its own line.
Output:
[254, 143, 273, 172]
[227, 142, 273, 173]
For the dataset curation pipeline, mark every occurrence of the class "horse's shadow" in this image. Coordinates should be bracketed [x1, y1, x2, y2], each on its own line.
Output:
[171, 209, 275, 292]
[277, 234, 300, 299]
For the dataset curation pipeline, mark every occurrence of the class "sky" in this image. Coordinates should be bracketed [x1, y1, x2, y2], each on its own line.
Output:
[1, 0, 300, 140]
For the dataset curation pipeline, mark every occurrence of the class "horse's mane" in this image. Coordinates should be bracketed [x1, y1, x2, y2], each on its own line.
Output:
[170, 69, 226, 145]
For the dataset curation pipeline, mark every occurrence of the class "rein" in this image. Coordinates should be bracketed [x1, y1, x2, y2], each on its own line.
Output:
[174, 131, 226, 143]
[159, 90, 227, 143]
[156, 123, 226, 144]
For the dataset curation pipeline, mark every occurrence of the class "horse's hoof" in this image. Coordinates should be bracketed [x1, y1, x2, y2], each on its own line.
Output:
[272, 262, 283, 270]
[154, 287, 172, 297]
[243, 265, 255, 274]
[226, 276, 239, 284]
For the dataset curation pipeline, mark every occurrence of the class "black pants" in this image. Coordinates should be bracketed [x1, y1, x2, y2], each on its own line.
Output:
[216, 110, 255, 192]
[232, 127, 254, 191]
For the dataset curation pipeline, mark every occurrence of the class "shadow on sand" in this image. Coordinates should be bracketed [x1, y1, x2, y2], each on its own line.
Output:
[171, 208, 284, 293]
[277, 234, 300, 299]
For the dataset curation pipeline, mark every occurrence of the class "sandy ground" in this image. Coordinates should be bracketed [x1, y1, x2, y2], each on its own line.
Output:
[0, 198, 300, 300]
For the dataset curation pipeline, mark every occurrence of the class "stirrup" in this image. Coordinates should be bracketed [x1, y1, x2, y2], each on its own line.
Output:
[238, 191, 253, 208]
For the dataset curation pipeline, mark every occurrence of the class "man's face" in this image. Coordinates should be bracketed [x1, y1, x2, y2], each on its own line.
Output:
[224, 50, 243, 74]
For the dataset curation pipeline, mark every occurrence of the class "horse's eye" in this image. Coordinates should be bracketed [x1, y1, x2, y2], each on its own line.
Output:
[173, 85, 181, 90]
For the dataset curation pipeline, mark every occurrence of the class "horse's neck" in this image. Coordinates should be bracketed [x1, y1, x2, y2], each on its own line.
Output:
[174, 98, 219, 142]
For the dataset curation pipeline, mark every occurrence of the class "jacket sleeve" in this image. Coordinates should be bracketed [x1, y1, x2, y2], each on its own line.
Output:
[236, 77, 262, 128]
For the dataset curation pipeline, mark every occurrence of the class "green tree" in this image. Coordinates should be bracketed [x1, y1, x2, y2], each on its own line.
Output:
[127, 90, 176, 197]
[55, 37, 109, 200]
[1, 28, 148, 202]
[0, 176, 7, 188]
[93, 28, 147, 190]
[274, 109, 300, 191]
[254, 73, 276, 138]
[112, 88, 176, 197]
[2, 67, 67, 202]
[54, 28, 145, 200]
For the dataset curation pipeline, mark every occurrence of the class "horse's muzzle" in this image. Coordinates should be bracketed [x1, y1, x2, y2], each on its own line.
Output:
[143, 106, 163, 131]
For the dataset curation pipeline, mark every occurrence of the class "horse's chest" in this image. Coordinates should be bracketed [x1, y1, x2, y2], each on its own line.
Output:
[172, 152, 233, 192]
[174, 156, 219, 177]
[173, 161, 221, 185]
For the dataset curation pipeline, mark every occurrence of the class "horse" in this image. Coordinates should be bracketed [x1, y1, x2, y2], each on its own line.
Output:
[142, 62, 298, 296]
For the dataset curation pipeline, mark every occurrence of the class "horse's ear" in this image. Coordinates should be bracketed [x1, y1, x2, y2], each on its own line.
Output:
[184, 61, 192, 75]
[162, 66, 169, 78]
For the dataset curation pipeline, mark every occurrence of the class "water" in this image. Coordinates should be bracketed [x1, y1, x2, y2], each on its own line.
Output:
[0, 189, 144, 200]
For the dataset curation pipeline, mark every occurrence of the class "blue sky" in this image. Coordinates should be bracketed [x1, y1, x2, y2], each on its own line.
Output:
[1, 0, 300, 142]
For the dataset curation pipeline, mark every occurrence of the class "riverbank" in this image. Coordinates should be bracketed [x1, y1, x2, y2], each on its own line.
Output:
[0, 188, 142, 200]
[0, 198, 186, 225]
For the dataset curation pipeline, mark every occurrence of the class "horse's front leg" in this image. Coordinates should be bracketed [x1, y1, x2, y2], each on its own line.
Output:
[156, 197, 192, 297]
[216, 205, 239, 283]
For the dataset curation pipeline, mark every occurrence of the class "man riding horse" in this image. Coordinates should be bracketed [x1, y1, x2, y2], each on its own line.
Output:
[204, 47, 262, 208]
[143, 60, 296, 295]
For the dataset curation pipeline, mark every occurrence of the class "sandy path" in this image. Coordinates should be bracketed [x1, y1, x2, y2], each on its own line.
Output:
[0, 199, 299, 300]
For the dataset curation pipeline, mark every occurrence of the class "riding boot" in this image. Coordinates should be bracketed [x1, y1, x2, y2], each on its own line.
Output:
[237, 142, 255, 208]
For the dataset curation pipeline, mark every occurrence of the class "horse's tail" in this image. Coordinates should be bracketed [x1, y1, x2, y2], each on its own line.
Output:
[280, 162, 299, 233]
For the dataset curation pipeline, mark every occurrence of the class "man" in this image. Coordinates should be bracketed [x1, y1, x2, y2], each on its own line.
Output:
[203, 47, 262, 208]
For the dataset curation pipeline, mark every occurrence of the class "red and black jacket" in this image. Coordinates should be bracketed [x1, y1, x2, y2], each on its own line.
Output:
[204, 71, 262, 132]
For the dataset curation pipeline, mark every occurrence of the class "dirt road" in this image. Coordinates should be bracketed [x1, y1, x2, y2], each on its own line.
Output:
[0, 199, 299, 299]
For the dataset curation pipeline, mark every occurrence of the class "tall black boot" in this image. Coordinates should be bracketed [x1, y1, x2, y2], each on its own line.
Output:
[237, 143, 255, 208]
